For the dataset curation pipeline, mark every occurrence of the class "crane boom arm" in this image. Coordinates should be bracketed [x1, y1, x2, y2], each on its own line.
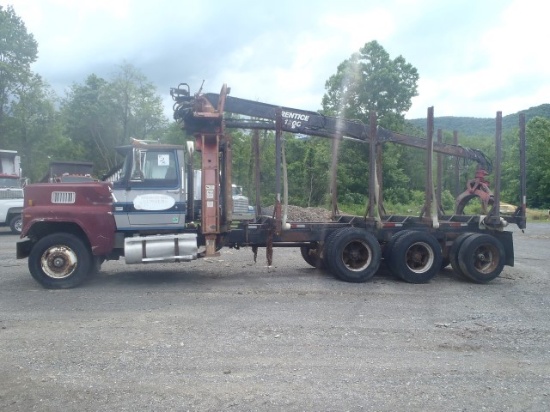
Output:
[171, 85, 492, 172]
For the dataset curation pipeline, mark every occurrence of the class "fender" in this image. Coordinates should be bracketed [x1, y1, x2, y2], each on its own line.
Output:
[20, 182, 116, 256]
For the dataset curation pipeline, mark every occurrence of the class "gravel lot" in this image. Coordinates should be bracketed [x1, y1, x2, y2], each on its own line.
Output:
[1, 223, 549, 411]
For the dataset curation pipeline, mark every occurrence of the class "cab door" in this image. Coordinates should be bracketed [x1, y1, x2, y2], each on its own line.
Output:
[112, 148, 187, 231]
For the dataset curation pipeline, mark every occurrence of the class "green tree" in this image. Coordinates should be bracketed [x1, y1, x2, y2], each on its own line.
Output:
[108, 62, 168, 141]
[321, 40, 419, 208]
[61, 64, 169, 176]
[62, 74, 119, 175]
[0, 5, 38, 137]
[5, 74, 65, 181]
[501, 127, 521, 204]
[300, 137, 330, 206]
[322, 40, 418, 129]
[230, 129, 253, 193]
[0, 5, 38, 149]
[524, 117, 550, 208]
[256, 131, 277, 205]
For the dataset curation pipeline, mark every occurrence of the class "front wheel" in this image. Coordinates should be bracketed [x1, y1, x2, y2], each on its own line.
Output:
[9, 215, 22, 234]
[326, 227, 381, 283]
[28, 233, 93, 289]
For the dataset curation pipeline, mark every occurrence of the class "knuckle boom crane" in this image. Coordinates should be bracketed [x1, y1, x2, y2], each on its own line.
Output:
[15, 82, 526, 289]
[171, 84, 493, 170]
[172, 83, 496, 214]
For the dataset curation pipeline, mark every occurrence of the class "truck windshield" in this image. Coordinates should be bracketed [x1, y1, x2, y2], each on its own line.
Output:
[126, 149, 178, 187]
[142, 151, 176, 180]
[0, 177, 21, 188]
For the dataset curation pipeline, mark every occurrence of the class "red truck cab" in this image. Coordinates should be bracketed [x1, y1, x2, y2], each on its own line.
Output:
[17, 182, 116, 288]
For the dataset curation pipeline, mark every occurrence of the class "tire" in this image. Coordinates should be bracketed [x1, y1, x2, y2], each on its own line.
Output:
[458, 233, 505, 283]
[28, 233, 93, 289]
[318, 230, 342, 271]
[300, 244, 321, 268]
[300, 230, 340, 270]
[449, 233, 475, 279]
[326, 227, 381, 283]
[9, 214, 22, 235]
[387, 231, 442, 283]
[383, 230, 413, 260]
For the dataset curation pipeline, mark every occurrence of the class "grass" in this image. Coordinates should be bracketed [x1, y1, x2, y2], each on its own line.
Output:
[339, 201, 549, 222]
[526, 208, 549, 221]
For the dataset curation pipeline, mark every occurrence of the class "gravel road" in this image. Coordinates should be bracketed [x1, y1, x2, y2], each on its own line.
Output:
[1, 223, 549, 411]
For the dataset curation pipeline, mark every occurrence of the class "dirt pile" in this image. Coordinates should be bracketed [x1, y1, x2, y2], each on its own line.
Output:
[260, 205, 332, 222]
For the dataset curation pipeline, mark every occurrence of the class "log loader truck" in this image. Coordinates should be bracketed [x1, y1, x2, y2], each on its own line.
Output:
[16, 83, 526, 288]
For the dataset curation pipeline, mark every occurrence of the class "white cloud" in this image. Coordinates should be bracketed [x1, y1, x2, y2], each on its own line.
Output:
[482, 0, 550, 72]
[319, 8, 396, 50]
[4, 0, 548, 121]
[406, 0, 550, 118]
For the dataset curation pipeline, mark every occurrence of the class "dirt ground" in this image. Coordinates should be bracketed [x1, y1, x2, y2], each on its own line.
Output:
[0, 223, 549, 411]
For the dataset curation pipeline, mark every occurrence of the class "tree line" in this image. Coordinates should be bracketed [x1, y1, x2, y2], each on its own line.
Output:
[2, 5, 549, 210]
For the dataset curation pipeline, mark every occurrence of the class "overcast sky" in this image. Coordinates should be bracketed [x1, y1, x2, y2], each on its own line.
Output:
[4, 0, 549, 120]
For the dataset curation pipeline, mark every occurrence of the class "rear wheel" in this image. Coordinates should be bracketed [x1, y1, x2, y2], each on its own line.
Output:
[9, 214, 22, 234]
[387, 231, 442, 283]
[458, 233, 505, 283]
[300, 244, 321, 268]
[28, 233, 93, 289]
[318, 230, 342, 270]
[326, 227, 381, 283]
[300, 230, 340, 270]
[383, 230, 413, 261]
[449, 232, 475, 279]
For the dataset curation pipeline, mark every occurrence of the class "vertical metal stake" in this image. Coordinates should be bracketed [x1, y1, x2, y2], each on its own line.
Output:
[519, 113, 527, 230]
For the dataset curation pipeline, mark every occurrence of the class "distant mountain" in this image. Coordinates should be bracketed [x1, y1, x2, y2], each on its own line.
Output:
[406, 104, 550, 136]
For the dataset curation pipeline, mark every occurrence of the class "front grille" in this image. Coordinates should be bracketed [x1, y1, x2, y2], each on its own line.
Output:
[51, 191, 76, 204]
[233, 198, 250, 213]
[0, 189, 23, 199]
